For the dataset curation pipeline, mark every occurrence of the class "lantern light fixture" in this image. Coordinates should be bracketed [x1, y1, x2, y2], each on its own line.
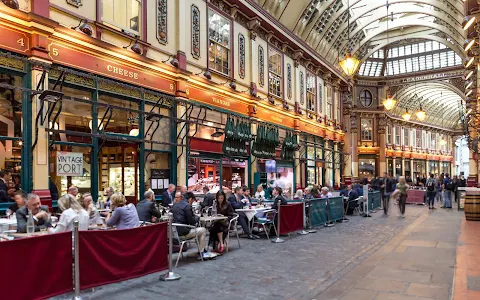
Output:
[463, 15, 477, 31]
[1, 0, 19, 9]
[402, 109, 412, 121]
[338, 0, 360, 77]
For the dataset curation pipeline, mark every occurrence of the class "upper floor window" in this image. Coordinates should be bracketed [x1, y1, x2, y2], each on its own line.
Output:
[395, 126, 401, 145]
[208, 10, 231, 75]
[102, 0, 141, 34]
[359, 89, 373, 107]
[403, 128, 409, 146]
[387, 125, 392, 144]
[306, 72, 315, 111]
[335, 92, 341, 121]
[361, 119, 373, 141]
[412, 129, 416, 148]
[416, 129, 421, 148]
[268, 47, 282, 97]
[326, 86, 332, 119]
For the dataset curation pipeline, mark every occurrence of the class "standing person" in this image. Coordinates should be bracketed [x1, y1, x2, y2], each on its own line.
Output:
[459, 175, 467, 188]
[380, 172, 394, 216]
[162, 184, 176, 207]
[396, 176, 409, 218]
[0, 170, 11, 203]
[208, 191, 234, 253]
[452, 176, 459, 203]
[442, 174, 454, 209]
[426, 174, 436, 209]
[435, 175, 442, 203]
[49, 178, 59, 201]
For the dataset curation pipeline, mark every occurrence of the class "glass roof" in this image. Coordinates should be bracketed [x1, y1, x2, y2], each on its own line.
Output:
[358, 40, 462, 77]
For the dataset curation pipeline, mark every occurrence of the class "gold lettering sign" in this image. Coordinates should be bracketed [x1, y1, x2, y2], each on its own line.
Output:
[271, 116, 283, 123]
[107, 65, 139, 80]
[212, 97, 230, 107]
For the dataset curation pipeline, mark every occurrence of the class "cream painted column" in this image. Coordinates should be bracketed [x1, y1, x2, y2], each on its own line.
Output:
[469, 149, 478, 187]
[378, 114, 386, 175]
[31, 64, 50, 197]
[401, 157, 405, 176]
[410, 159, 414, 178]
[350, 112, 359, 180]
[342, 92, 353, 183]
[177, 105, 187, 187]
[392, 157, 397, 177]
[175, 0, 187, 60]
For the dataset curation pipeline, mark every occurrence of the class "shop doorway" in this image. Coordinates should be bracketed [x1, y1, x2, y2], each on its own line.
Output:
[99, 142, 139, 205]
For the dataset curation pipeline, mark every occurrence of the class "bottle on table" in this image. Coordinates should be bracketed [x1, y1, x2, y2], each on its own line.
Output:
[212, 200, 217, 217]
[26, 210, 35, 235]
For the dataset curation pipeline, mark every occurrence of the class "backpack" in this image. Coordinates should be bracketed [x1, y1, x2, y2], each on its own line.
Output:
[445, 179, 454, 191]
[426, 179, 435, 191]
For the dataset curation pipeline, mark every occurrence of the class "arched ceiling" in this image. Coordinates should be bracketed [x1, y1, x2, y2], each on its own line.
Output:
[391, 81, 465, 129]
[254, 0, 467, 129]
[255, 0, 466, 63]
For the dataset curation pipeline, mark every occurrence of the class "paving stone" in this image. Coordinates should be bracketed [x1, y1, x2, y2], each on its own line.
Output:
[400, 240, 438, 248]
[339, 288, 376, 300]
[467, 276, 480, 291]
[374, 293, 434, 300]
[355, 277, 407, 293]
[405, 283, 450, 300]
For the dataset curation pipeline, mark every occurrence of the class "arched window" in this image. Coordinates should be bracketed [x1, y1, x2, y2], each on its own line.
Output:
[359, 89, 373, 107]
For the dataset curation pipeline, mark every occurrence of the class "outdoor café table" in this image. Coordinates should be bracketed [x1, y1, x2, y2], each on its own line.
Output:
[0, 218, 17, 231]
[8, 231, 48, 238]
[235, 206, 273, 231]
[199, 215, 228, 228]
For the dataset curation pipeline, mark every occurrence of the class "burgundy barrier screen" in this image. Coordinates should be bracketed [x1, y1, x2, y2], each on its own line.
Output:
[79, 222, 168, 289]
[0, 232, 73, 300]
[279, 203, 304, 235]
[406, 190, 424, 204]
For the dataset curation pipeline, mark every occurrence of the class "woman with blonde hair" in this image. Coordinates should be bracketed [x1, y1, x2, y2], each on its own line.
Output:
[395, 176, 409, 218]
[254, 184, 265, 199]
[105, 192, 139, 229]
[50, 194, 89, 233]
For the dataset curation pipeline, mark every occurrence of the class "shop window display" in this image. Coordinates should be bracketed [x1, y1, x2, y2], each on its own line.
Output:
[50, 145, 92, 195]
[98, 94, 140, 136]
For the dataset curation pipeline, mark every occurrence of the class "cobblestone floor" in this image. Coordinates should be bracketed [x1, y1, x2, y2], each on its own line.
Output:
[54, 204, 432, 300]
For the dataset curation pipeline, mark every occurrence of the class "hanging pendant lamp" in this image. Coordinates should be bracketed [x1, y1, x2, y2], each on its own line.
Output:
[402, 109, 412, 121]
[338, 0, 360, 76]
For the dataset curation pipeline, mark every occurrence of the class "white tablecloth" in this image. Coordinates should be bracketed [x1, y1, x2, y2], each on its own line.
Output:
[0, 218, 17, 226]
[235, 207, 272, 221]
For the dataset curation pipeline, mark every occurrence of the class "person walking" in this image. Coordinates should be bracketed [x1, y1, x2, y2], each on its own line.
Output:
[380, 173, 394, 216]
[396, 176, 409, 218]
[426, 174, 436, 209]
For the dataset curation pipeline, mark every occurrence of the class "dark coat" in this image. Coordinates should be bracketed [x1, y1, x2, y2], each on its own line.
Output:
[0, 180, 10, 203]
[161, 190, 174, 207]
[272, 195, 288, 210]
[228, 194, 245, 209]
[201, 192, 215, 208]
[16, 205, 52, 233]
[171, 200, 196, 236]
[136, 199, 162, 222]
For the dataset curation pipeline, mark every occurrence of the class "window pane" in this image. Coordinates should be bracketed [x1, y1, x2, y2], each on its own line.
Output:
[98, 94, 139, 136]
[102, 0, 140, 33]
[268, 48, 282, 97]
[208, 10, 231, 75]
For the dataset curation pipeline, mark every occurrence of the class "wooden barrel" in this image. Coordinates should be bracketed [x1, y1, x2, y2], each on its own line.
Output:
[465, 188, 480, 221]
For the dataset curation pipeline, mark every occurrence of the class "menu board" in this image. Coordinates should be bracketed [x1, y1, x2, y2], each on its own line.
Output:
[150, 169, 170, 193]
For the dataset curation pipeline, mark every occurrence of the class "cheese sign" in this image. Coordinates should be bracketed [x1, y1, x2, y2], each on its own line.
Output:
[57, 152, 83, 176]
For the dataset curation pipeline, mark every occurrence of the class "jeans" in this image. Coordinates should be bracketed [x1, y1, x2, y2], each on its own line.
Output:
[427, 191, 435, 207]
[398, 194, 407, 215]
[444, 190, 452, 208]
[185, 227, 207, 252]
[383, 193, 390, 215]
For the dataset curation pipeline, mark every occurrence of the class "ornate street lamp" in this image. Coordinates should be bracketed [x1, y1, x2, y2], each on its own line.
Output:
[402, 109, 412, 121]
[338, 0, 360, 77]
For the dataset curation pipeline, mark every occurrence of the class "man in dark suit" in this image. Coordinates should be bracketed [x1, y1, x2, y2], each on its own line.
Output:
[201, 186, 215, 208]
[136, 190, 162, 222]
[16, 193, 52, 233]
[271, 187, 287, 210]
[229, 187, 255, 239]
[344, 185, 359, 215]
[162, 184, 176, 207]
[0, 170, 11, 203]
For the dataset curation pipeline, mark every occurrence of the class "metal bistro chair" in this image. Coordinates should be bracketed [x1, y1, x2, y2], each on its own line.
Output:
[172, 223, 203, 268]
[353, 196, 364, 216]
[252, 209, 277, 239]
[225, 213, 240, 252]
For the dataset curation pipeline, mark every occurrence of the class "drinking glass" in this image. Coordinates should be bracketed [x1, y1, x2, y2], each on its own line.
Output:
[40, 227, 47, 234]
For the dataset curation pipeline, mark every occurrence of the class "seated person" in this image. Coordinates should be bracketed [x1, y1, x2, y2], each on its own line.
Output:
[16, 193, 52, 233]
[208, 191, 234, 253]
[51, 194, 89, 233]
[81, 193, 103, 226]
[106, 193, 140, 229]
[8, 191, 26, 213]
[320, 187, 333, 198]
[136, 190, 162, 222]
[345, 185, 359, 215]
[272, 187, 288, 210]
[162, 184, 176, 207]
[228, 187, 255, 240]
[255, 185, 265, 199]
[171, 191, 213, 259]
[200, 186, 215, 208]
[242, 186, 252, 203]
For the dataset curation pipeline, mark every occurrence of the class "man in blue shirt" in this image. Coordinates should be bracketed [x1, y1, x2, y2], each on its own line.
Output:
[442, 174, 453, 209]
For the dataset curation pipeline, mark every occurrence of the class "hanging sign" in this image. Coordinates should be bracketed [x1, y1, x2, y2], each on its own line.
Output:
[56, 152, 84, 176]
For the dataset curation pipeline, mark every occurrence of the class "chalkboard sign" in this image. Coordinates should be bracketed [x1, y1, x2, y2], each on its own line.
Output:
[150, 169, 170, 193]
